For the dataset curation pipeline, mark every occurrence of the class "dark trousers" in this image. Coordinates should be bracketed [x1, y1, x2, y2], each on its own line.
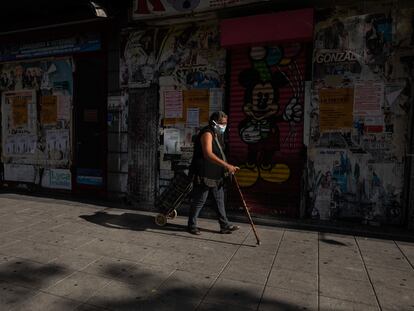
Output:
[188, 183, 230, 229]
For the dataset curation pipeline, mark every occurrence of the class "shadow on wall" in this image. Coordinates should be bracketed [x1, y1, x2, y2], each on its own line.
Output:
[0, 259, 311, 310]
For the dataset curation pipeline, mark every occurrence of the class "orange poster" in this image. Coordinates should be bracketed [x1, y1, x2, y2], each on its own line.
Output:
[319, 88, 354, 132]
[11, 98, 28, 128]
[40, 95, 58, 125]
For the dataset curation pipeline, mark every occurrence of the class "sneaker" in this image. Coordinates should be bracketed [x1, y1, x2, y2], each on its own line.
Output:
[220, 225, 240, 234]
[188, 227, 201, 235]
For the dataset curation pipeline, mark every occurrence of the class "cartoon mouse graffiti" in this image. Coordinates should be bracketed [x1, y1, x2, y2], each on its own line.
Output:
[235, 46, 303, 187]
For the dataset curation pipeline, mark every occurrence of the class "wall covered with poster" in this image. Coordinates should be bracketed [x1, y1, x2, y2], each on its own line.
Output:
[307, 5, 413, 226]
[121, 21, 226, 196]
[0, 58, 73, 190]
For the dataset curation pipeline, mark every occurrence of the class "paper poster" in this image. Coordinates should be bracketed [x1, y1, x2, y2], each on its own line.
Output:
[4, 164, 36, 183]
[49, 169, 72, 190]
[41, 95, 58, 124]
[4, 134, 37, 155]
[319, 88, 354, 132]
[2, 90, 37, 134]
[186, 108, 199, 128]
[12, 98, 28, 128]
[45, 129, 70, 161]
[163, 128, 181, 154]
[360, 115, 384, 133]
[57, 93, 71, 120]
[209, 88, 223, 115]
[354, 81, 384, 115]
[164, 90, 183, 118]
[183, 89, 209, 124]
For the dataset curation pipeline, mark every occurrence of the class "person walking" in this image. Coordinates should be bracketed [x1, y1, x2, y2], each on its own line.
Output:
[187, 111, 240, 235]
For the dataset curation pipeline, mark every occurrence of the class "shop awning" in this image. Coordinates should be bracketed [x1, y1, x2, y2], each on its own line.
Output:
[220, 8, 314, 47]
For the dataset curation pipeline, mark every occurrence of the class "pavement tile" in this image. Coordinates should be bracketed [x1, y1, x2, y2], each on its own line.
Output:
[0, 236, 19, 249]
[319, 275, 377, 305]
[277, 242, 317, 257]
[274, 253, 317, 273]
[0, 240, 65, 264]
[242, 236, 281, 252]
[319, 244, 360, 259]
[80, 256, 137, 279]
[179, 253, 229, 276]
[11, 291, 81, 311]
[319, 296, 379, 311]
[0, 258, 74, 290]
[259, 286, 317, 311]
[367, 265, 414, 289]
[26, 231, 96, 250]
[49, 250, 102, 271]
[356, 238, 399, 253]
[267, 268, 317, 293]
[140, 248, 189, 268]
[198, 301, 256, 311]
[319, 259, 367, 281]
[375, 285, 414, 311]
[221, 263, 270, 285]
[105, 262, 174, 287]
[0, 280, 38, 310]
[77, 238, 155, 262]
[362, 251, 412, 271]
[74, 303, 110, 311]
[86, 279, 156, 310]
[396, 242, 414, 265]
[142, 295, 200, 311]
[283, 230, 318, 244]
[204, 277, 263, 310]
[154, 270, 215, 300]
[45, 271, 113, 303]
[232, 246, 275, 267]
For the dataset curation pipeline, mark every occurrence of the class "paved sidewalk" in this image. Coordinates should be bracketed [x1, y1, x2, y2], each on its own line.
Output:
[0, 193, 413, 311]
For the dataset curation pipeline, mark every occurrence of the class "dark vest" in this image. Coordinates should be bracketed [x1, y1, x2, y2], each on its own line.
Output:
[190, 126, 225, 186]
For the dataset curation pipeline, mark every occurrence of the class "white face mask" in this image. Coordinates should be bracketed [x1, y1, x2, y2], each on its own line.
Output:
[213, 120, 227, 134]
[217, 124, 227, 134]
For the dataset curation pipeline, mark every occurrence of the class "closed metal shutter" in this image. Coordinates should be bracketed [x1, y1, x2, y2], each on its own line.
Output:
[228, 43, 307, 217]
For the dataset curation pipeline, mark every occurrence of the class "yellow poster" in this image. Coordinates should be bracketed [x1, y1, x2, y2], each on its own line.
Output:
[164, 89, 209, 126]
[12, 98, 28, 128]
[319, 88, 354, 132]
[41, 95, 58, 125]
[184, 89, 209, 124]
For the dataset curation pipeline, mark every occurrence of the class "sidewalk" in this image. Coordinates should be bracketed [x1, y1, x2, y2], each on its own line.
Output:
[0, 193, 413, 311]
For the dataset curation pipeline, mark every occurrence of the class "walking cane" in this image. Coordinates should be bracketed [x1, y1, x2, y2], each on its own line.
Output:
[233, 175, 261, 245]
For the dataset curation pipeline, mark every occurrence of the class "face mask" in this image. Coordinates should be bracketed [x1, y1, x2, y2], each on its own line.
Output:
[213, 120, 227, 134]
[217, 124, 227, 134]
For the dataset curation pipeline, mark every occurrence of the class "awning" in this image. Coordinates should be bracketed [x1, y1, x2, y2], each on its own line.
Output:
[220, 8, 314, 47]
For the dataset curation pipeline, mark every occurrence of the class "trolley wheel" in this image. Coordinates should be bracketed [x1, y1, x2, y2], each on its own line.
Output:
[168, 209, 178, 219]
[155, 214, 167, 226]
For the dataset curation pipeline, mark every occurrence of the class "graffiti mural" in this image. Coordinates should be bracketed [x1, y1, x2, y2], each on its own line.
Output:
[120, 23, 225, 89]
[235, 44, 304, 187]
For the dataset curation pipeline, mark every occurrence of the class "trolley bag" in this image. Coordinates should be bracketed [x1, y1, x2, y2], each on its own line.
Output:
[154, 171, 193, 226]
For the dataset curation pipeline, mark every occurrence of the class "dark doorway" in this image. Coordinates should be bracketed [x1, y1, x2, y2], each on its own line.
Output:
[73, 54, 107, 195]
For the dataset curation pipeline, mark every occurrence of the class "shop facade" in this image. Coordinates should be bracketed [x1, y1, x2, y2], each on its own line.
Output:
[121, 0, 414, 229]
[0, 21, 109, 195]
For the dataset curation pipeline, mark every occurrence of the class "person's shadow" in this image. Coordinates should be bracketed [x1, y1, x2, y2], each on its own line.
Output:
[79, 211, 219, 234]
